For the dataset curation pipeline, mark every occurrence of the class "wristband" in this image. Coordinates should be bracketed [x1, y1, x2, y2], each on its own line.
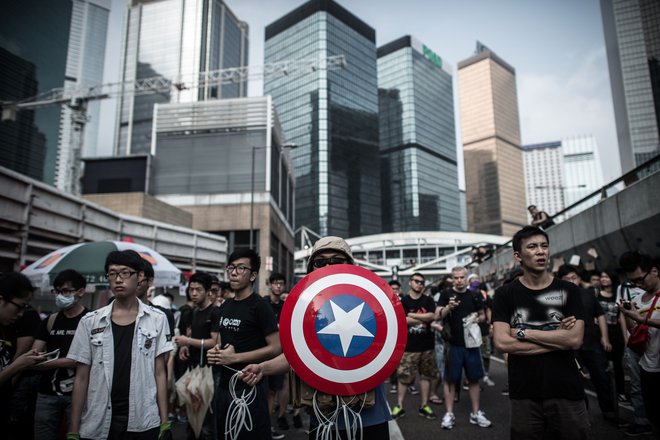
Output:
[66, 433, 81, 440]
[160, 420, 172, 433]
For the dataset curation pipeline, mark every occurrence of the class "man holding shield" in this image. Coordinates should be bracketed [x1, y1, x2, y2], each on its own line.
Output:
[239, 236, 394, 440]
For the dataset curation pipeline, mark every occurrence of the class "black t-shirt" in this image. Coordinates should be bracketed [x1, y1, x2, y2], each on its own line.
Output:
[111, 320, 135, 417]
[0, 323, 18, 420]
[400, 294, 436, 352]
[268, 297, 284, 323]
[177, 303, 193, 336]
[189, 304, 221, 367]
[152, 303, 175, 339]
[579, 288, 604, 351]
[36, 309, 88, 395]
[438, 289, 483, 347]
[213, 293, 279, 386]
[492, 277, 585, 401]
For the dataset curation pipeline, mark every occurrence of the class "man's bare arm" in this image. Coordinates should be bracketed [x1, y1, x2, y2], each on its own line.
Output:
[69, 362, 90, 434]
[493, 322, 553, 355]
[517, 320, 584, 350]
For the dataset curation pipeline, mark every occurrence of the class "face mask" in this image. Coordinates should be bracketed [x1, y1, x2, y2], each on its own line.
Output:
[55, 294, 77, 310]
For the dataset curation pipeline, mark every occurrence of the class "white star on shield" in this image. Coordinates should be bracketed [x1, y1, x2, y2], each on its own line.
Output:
[317, 300, 374, 356]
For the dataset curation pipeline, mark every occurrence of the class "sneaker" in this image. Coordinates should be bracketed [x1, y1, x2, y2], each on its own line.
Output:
[390, 384, 397, 394]
[441, 412, 455, 429]
[292, 414, 302, 428]
[501, 387, 509, 396]
[462, 382, 469, 391]
[470, 410, 492, 428]
[271, 427, 285, 440]
[617, 393, 630, 403]
[391, 405, 405, 419]
[277, 416, 289, 430]
[418, 404, 437, 420]
[409, 385, 419, 395]
[624, 424, 653, 437]
[483, 375, 495, 386]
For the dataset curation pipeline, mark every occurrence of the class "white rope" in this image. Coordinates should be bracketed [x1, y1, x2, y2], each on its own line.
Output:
[311, 391, 365, 440]
[224, 370, 256, 440]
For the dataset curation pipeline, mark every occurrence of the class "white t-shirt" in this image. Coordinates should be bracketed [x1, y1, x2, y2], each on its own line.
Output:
[632, 292, 660, 372]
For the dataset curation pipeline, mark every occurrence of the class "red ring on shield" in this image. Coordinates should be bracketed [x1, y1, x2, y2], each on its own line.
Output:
[302, 284, 386, 370]
[280, 265, 407, 396]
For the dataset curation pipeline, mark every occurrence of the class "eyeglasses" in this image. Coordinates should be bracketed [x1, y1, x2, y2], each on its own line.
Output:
[105, 270, 137, 280]
[226, 265, 252, 274]
[411, 279, 424, 285]
[312, 257, 347, 268]
[629, 271, 649, 286]
[270, 281, 285, 286]
[1, 297, 30, 310]
[51, 288, 78, 295]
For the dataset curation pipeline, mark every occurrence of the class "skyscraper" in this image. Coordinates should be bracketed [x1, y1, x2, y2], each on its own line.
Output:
[115, 0, 248, 156]
[1, 0, 109, 185]
[601, 0, 660, 172]
[378, 36, 461, 232]
[264, 0, 381, 238]
[457, 42, 527, 237]
[55, 0, 111, 193]
[523, 141, 564, 219]
[562, 135, 604, 211]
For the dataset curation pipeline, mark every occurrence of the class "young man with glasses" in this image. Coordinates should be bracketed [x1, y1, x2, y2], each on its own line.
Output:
[207, 249, 281, 440]
[0, 272, 45, 437]
[391, 272, 438, 421]
[32, 270, 89, 440]
[67, 250, 173, 440]
[619, 251, 660, 436]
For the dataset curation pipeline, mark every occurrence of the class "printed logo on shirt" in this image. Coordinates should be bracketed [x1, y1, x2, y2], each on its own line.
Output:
[221, 317, 241, 332]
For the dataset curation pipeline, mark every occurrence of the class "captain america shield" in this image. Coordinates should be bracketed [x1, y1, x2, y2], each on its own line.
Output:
[280, 265, 407, 395]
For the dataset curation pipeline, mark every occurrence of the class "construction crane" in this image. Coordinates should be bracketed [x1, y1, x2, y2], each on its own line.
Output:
[1, 55, 347, 195]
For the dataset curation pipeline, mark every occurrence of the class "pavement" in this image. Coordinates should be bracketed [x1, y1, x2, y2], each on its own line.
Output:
[172, 355, 655, 439]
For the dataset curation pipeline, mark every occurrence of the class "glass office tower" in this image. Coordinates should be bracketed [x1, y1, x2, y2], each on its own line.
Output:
[1, 0, 109, 189]
[601, 0, 660, 173]
[115, 0, 248, 156]
[264, 0, 381, 238]
[378, 36, 461, 232]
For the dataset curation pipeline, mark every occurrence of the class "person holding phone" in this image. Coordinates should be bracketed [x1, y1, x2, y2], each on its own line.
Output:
[31, 269, 89, 440]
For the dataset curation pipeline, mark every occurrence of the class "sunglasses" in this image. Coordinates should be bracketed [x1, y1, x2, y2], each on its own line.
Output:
[312, 257, 347, 268]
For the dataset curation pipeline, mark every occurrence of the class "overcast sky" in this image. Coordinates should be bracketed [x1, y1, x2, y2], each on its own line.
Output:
[99, 0, 618, 183]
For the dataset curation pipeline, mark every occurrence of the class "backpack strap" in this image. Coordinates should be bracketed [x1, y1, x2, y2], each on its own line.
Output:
[47, 312, 58, 333]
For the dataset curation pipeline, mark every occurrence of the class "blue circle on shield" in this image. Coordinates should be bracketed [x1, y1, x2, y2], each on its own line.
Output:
[315, 294, 377, 358]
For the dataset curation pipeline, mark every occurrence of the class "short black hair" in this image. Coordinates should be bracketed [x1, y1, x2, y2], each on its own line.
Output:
[105, 250, 144, 273]
[410, 272, 424, 280]
[228, 248, 261, 273]
[527, 205, 537, 210]
[268, 272, 286, 284]
[53, 269, 86, 290]
[512, 226, 549, 252]
[188, 272, 213, 292]
[141, 259, 155, 280]
[210, 275, 220, 285]
[619, 251, 654, 273]
[388, 280, 401, 287]
[557, 264, 579, 280]
[0, 272, 33, 301]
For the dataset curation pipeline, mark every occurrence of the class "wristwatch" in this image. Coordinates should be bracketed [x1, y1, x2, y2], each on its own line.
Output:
[516, 328, 526, 340]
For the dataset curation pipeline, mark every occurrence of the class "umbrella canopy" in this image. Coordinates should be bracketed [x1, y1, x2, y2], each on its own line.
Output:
[175, 365, 215, 438]
[22, 241, 182, 292]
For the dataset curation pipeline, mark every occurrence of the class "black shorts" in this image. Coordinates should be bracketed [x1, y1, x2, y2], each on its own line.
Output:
[268, 374, 285, 392]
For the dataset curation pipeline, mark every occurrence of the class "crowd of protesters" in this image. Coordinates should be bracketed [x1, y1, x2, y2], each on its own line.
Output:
[1, 226, 659, 440]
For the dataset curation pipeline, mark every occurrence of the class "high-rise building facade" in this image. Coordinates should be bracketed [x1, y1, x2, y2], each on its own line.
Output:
[1, 0, 109, 185]
[523, 141, 564, 219]
[457, 42, 527, 237]
[562, 135, 604, 211]
[378, 36, 461, 232]
[524, 135, 605, 221]
[264, 0, 381, 238]
[55, 0, 111, 193]
[115, 0, 248, 156]
[601, 0, 660, 172]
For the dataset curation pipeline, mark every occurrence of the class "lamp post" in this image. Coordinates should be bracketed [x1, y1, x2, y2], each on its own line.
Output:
[250, 143, 298, 249]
